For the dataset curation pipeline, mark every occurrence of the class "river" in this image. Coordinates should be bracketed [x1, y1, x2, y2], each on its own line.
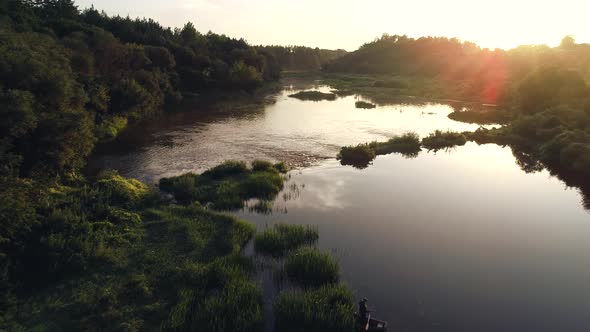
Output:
[89, 79, 590, 332]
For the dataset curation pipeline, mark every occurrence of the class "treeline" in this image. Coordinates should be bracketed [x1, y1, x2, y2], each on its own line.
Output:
[0, 0, 281, 179]
[258, 45, 347, 71]
[325, 33, 590, 104]
[0, 2, 285, 329]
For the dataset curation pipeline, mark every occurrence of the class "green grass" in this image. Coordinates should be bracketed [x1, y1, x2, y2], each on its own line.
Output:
[285, 248, 339, 288]
[273, 284, 355, 332]
[159, 160, 288, 210]
[355, 101, 376, 109]
[254, 224, 319, 257]
[288, 90, 337, 101]
[421, 130, 467, 151]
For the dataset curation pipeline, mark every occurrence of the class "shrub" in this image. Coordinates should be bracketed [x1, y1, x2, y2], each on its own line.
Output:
[274, 284, 355, 332]
[285, 248, 339, 287]
[254, 224, 318, 257]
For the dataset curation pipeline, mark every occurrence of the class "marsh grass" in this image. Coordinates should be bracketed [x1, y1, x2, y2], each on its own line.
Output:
[288, 90, 337, 101]
[284, 247, 339, 288]
[273, 284, 355, 332]
[159, 160, 288, 210]
[338, 132, 421, 168]
[254, 224, 318, 257]
[421, 130, 467, 151]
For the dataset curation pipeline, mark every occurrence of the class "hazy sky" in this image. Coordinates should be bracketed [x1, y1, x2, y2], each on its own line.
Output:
[75, 0, 589, 51]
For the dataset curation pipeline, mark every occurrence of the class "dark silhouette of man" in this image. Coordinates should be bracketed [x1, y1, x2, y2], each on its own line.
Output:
[358, 298, 369, 326]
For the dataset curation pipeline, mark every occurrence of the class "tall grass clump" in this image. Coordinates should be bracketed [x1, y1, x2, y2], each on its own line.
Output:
[285, 248, 339, 287]
[274, 284, 355, 332]
[421, 130, 467, 151]
[254, 224, 318, 257]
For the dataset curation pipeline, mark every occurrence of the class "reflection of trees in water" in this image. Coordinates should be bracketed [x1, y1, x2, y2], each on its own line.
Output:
[511, 147, 590, 210]
[511, 148, 544, 173]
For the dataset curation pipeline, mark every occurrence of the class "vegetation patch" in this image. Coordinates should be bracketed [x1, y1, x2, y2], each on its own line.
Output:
[1, 172, 263, 331]
[421, 130, 467, 151]
[288, 91, 337, 101]
[274, 284, 355, 332]
[373, 79, 408, 89]
[337, 143, 376, 168]
[159, 160, 288, 210]
[254, 224, 318, 257]
[355, 101, 377, 109]
[448, 110, 512, 125]
[338, 132, 421, 168]
[285, 247, 339, 288]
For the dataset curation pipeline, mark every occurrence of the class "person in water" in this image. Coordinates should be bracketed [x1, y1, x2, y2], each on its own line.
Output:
[358, 298, 369, 324]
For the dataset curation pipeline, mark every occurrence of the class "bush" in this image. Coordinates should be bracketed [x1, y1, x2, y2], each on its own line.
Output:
[274, 284, 355, 332]
[254, 224, 318, 257]
[285, 248, 339, 287]
[421, 130, 467, 151]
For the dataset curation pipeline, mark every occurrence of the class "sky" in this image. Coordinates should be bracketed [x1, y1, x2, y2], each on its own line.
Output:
[74, 0, 589, 51]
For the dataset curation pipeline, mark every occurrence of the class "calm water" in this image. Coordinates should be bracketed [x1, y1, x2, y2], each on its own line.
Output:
[90, 80, 590, 332]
